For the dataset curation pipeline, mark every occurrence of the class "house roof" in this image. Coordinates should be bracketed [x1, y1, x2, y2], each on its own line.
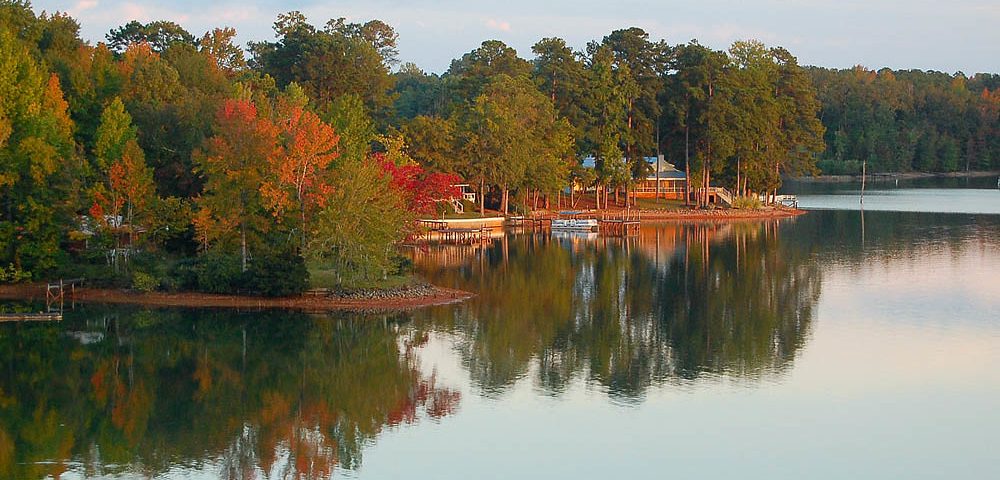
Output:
[580, 156, 686, 180]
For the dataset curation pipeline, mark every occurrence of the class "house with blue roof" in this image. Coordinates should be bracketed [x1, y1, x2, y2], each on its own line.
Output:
[579, 156, 687, 199]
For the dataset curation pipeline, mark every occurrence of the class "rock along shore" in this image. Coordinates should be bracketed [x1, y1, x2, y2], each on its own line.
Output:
[0, 282, 475, 312]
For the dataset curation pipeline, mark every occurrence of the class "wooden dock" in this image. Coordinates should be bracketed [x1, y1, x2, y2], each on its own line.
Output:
[417, 219, 448, 231]
[0, 312, 62, 322]
[439, 227, 491, 245]
[598, 211, 641, 236]
[506, 215, 526, 227]
[517, 210, 642, 236]
[45, 278, 85, 312]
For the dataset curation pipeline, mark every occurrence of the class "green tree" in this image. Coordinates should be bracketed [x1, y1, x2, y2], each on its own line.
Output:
[402, 115, 459, 173]
[445, 40, 532, 106]
[582, 44, 630, 208]
[318, 93, 375, 163]
[393, 62, 449, 120]
[106, 20, 196, 53]
[0, 26, 78, 276]
[466, 75, 571, 214]
[93, 97, 135, 172]
[309, 159, 412, 283]
[250, 12, 395, 121]
[531, 37, 588, 150]
[198, 27, 246, 75]
[598, 28, 669, 186]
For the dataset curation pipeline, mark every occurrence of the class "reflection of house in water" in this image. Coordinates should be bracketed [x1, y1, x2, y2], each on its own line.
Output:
[634, 224, 684, 270]
[632, 223, 739, 272]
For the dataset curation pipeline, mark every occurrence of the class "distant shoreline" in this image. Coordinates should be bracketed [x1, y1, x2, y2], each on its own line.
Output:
[790, 170, 1000, 183]
[0, 283, 475, 312]
[637, 207, 806, 220]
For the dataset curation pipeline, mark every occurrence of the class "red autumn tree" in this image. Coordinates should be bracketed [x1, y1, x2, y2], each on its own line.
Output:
[110, 140, 155, 229]
[261, 106, 340, 251]
[376, 153, 462, 216]
[92, 138, 154, 255]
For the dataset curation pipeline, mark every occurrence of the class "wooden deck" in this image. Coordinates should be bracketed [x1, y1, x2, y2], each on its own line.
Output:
[519, 211, 642, 236]
[0, 312, 62, 322]
[439, 227, 491, 245]
[45, 278, 85, 312]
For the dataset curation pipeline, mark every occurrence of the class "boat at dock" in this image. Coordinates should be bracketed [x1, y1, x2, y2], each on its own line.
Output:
[551, 218, 599, 232]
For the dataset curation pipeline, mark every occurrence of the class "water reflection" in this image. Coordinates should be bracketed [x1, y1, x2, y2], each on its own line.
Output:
[0, 309, 459, 479]
[3, 209, 997, 479]
[414, 220, 822, 400]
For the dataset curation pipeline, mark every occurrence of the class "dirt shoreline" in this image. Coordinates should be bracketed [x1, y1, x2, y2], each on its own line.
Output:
[0, 283, 475, 312]
[790, 170, 1000, 183]
[636, 207, 806, 220]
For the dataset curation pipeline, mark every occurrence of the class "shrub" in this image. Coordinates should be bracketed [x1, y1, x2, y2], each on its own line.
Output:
[244, 249, 308, 297]
[0, 264, 32, 284]
[732, 195, 763, 210]
[131, 271, 159, 292]
[194, 252, 244, 294]
[169, 257, 200, 291]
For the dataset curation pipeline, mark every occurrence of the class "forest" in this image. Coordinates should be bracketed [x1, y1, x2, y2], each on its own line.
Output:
[1, 1, 998, 292]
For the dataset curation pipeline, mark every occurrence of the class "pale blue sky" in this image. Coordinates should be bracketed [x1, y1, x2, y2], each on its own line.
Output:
[34, 0, 1000, 74]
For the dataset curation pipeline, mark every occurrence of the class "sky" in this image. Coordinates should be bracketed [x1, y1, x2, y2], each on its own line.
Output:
[33, 0, 1000, 75]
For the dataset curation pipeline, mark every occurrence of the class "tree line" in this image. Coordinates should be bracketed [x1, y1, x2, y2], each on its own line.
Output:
[1, 1, 996, 288]
[807, 67, 1000, 174]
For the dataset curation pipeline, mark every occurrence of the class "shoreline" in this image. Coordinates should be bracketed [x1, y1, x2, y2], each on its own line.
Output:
[790, 170, 1000, 183]
[636, 207, 806, 220]
[0, 283, 475, 312]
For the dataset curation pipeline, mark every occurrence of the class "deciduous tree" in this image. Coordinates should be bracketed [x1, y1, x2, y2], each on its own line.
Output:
[261, 106, 340, 253]
[195, 98, 279, 271]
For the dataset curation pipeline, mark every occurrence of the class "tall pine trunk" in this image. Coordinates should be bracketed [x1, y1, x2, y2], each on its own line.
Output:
[501, 185, 509, 215]
[479, 178, 485, 216]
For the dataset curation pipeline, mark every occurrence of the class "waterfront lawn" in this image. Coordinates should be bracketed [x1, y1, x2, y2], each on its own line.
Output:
[307, 265, 416, 290]
[633, 197, 687, 210]
[441, 210, 489, 219]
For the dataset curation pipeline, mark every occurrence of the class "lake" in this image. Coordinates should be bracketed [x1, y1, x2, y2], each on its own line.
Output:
[1, 181, 999, 479]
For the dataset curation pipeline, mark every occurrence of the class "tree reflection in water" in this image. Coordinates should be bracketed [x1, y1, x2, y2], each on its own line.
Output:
[0, 219, 836, 479]
[0, 309, 459, 479]
[413, 220, 822, 400]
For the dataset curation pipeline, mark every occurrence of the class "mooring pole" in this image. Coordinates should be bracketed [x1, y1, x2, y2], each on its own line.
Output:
[860, 159, 867, 204]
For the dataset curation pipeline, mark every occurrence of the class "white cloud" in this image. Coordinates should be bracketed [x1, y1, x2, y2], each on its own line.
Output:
[485, 18, 511, 32]
[73, 0, 98, 11]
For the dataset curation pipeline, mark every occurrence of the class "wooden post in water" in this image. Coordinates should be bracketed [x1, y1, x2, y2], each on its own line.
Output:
[860, 159, 866, 204]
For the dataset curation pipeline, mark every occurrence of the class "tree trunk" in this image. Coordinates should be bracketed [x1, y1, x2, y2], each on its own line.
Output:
[300, 198, 307, 253]
[684, 119, 691, 207]
[479, 178, 486, 216]
[240, 223, 248, 272]
[501, 185, 509, 215]
[736, 157, 741, 198]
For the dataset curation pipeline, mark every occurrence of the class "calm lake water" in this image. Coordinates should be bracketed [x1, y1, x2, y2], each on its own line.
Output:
[2, 182, 999, 479]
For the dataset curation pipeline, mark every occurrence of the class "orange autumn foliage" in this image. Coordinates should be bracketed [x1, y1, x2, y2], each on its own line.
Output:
[260, 106, 340, 248]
